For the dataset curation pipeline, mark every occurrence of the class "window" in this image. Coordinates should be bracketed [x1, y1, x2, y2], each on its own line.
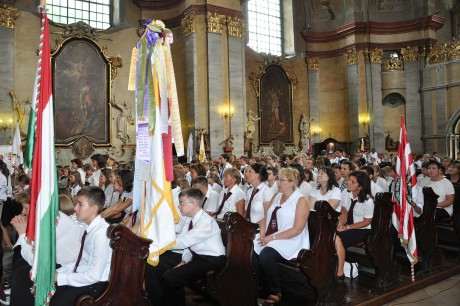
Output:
[47, 0, 112, 30]
[247, 0, 282, 56]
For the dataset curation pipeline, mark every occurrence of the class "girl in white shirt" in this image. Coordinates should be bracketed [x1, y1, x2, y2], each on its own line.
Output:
[69, 170, 83, 199]
[309, 166, 341, 211]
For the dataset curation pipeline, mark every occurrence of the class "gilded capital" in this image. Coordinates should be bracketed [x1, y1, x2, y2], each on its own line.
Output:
[0, 4, 19, 29]
[181, 14, 195, 37]
[344, 48, 357, 65]
[400, 46, 419, 62]
[382, 58, 403, 71]
[369, 48, 383, 64]
[227, 16, 245, 39]
[306, 57, 319, 70]
[425, 40, 460, 65]
[207, 12, 225, 34]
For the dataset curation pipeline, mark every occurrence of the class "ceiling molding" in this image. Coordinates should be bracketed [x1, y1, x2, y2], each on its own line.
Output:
[302, 15, 446, 44]
[305, 38, 437, 58]
[133, 0, 184, 10]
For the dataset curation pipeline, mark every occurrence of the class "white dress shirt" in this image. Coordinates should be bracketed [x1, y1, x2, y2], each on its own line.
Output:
[57, 215, 112, 287]
[340, 192, 374, 229]
[245, 183, 274, 223]
[0, 172, 7, 202]
[172, 210, 225, 263]
[15, 212, 84, 268]
[203, 188, 220, 213]
[216, 184, 246, 219]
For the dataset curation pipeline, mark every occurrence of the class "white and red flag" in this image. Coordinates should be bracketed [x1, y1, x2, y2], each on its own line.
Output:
[25, 6, 60, 305]
[392, 116, 418, 268]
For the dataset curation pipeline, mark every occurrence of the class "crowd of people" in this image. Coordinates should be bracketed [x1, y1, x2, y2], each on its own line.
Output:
[0, 147, 458, 305]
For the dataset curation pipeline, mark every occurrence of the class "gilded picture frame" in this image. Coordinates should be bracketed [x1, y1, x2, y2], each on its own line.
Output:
[256, 64, 295, 145]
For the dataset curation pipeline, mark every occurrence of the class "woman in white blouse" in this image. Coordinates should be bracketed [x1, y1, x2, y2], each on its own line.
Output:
[336, 171, 374, 280]
[309, 166, 341, 211]
[243, 163, 274, 224]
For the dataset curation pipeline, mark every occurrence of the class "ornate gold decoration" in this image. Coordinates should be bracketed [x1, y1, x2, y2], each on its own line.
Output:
[249, 66, 265, 97]
[58, 21, 102, 40]
[344, 48, 357, 65]
[382, 58, 403, 71]
[181, 14, 195, 37]
[207, 12, 226, 34]
[425, 40, 460, 65]
[306, 57, 319, 70]
[369, 48, 383, 64]
[227, 16, 245, 39]
[108, 55, 123, 84]
[0, 4, 18, 29]
[400, 46, 419, 62]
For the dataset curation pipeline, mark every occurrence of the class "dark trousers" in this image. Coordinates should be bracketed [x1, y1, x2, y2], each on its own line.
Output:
[10, 246, 34, 306]
[145, 251, 225, 306]
[253, 247, 284, 295]
[50, 282, 107, 306]
[435, 208, 450, 222]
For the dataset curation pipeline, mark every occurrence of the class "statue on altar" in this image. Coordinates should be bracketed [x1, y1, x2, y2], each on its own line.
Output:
[246, 109, 260, 140]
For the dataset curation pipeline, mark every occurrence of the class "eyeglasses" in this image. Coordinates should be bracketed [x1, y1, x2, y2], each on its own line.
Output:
[278, 179, 291, 182]
[179, 201, 195, 206]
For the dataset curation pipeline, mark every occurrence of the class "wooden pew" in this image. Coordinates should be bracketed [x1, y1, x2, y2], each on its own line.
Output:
[415, 187, 445, 271]
[76, 224, 152, 306]
[278, 200, 348, 305]
[298, 200, 348, 305]
[345, 192, 400, 294]
[206, 212, 259, 306]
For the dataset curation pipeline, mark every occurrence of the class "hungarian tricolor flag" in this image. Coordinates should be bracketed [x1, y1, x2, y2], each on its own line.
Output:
[392, 116, 418, 268]
[25, 6, 59, 305]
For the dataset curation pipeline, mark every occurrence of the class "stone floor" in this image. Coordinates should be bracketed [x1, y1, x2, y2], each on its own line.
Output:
[383, 274, 460, 306]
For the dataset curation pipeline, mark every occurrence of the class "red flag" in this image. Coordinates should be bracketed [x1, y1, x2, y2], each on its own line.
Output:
[392, 116, 418, 266]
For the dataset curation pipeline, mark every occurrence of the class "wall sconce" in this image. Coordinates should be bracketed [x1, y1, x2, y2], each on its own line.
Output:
[359, 114, 370, 128]
[222, 105, 234, 119]
[0, 119, 13, 131]
[312, 127, 322, 136]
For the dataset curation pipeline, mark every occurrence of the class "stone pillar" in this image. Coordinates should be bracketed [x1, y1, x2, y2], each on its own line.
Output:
[344, 49, 359, 151]
[365, 48, 384, 152]
[307, 57, 320, 145]
[421, 65, 434, 153]
[227, 17, 245, 157]
[181, 15, 199, 148]
[0, 5, 18, 145]
[206, 13, 226, 157]
[401, 46, 423, 153]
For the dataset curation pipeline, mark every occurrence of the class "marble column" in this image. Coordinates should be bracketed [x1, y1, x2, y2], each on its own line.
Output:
[401, 46, 423, 153]
[345, 50, 359, 151]
[206, 13, 226, 157]
[307, 57, 320, 145]
[0, 6, 18, 145]
[365, 49, 384, 152]
[227, 33, 245, 157]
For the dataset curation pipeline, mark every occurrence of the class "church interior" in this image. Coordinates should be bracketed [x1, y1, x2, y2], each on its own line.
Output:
[1, 0, 460, 162]
[1, 0, 460, 305]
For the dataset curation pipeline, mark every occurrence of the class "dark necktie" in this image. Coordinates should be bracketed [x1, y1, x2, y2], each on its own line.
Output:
[73, 230, 88, 273]
[340, 181, 347, 191]
[244, 188, 260, 221]
[265, 206, 281, 236]
[188, 220, 197, 257]
[213, 191, 232, 217]
[346, 199, 358, 225]
[202, 197, 208, 211]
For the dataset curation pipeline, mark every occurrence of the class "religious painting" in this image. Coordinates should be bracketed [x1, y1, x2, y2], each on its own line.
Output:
[71, 136, 94, 159]
[257, 65, 294, 145]
[52, 37, 111, 146]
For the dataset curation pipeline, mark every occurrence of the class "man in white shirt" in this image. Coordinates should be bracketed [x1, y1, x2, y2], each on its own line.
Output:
[51, 187, 112, 305]
[219, 153, 232, 180]
[145, 187, 225, 306]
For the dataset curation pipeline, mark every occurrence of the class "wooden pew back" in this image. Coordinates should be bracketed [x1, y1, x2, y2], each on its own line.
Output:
[76, 224, 152, 306]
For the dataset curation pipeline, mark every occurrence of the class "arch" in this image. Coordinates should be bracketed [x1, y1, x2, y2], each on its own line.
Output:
[446, 108, 460, 158]
[382, 92, 406, 108]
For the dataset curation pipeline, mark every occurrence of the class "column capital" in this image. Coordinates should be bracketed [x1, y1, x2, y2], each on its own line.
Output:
[181, 14, 195, 37]
[226, 16, 245, 39]
[0, 4, 18, 29]
[207, 12, 226, 34]
[365, 48, 383, 64]
[344, 48, 357, 65]
[306, 57, 319, 70]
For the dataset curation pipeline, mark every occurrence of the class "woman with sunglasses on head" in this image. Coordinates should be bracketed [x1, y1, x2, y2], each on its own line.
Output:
[335, 170, 374, 280]
[309, 166, 341, 211]
[253, 167, 310, 305]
